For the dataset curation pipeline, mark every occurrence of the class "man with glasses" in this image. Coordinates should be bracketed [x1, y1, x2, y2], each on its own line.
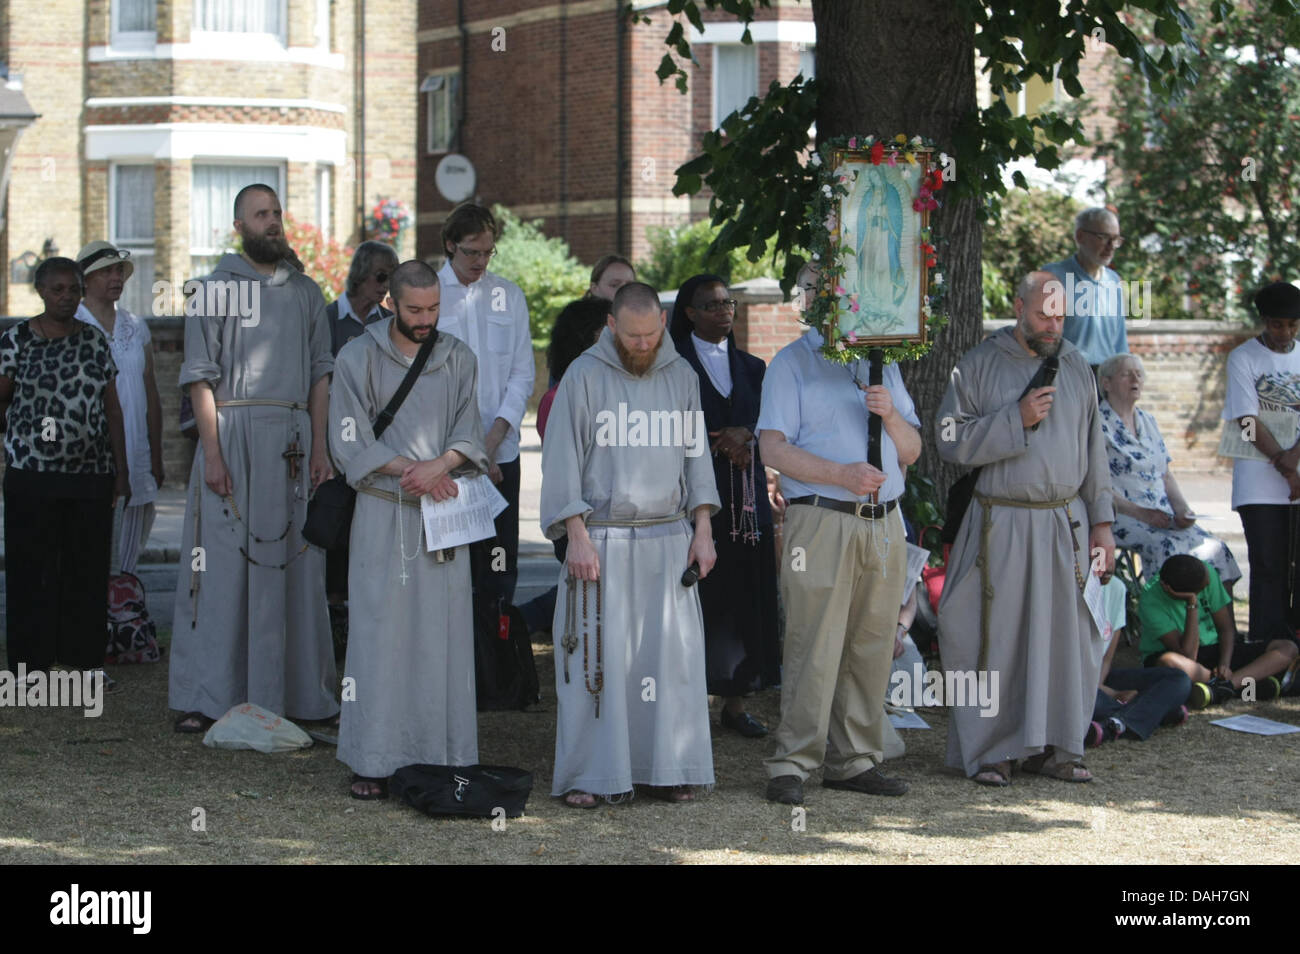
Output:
[437, 203, 535, 609]
[323, 241, 399, 656]
[1043, 207, 1129, 373]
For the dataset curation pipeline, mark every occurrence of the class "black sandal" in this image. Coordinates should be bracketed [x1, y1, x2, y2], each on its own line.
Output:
[350, 775, 389, 800]
[174, 712, 215, 734]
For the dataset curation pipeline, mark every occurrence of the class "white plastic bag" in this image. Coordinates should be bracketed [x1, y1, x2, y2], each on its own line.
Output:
[203, 703, 314, 753]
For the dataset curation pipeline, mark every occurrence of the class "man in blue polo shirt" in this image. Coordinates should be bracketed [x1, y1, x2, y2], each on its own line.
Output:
[1043, 207, 1129, 372]
[757, 264, 922, 806]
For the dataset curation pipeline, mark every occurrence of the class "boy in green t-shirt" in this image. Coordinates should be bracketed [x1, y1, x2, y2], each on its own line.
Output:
[1139, 554, 1298, 705]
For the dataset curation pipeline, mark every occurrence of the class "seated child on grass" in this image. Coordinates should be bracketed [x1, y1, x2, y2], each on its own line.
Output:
[1139, 554, 1297, 705]
[1087, 577, 1190, 746]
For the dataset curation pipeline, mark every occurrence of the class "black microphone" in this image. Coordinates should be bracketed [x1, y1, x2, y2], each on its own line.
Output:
[1021, 356, 1058, 432]
[681, 562, 701, 587]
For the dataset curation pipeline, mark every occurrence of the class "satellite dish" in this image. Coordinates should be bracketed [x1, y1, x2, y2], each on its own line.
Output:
[435, 154, 476, 203]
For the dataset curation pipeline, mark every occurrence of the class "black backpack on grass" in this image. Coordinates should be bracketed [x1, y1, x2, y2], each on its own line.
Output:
[391, 764, 533, 818]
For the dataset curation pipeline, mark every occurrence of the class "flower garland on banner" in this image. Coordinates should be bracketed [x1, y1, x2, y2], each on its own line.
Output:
[367, 198, 413, 242]
[804, 134, 949, 365]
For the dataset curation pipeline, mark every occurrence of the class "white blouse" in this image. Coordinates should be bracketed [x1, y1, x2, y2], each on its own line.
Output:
[76, 303, 158, 504]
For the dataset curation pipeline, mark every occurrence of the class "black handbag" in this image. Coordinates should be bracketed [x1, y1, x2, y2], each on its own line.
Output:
[391, 763, 534, 819]
[303, 333, 437, 550]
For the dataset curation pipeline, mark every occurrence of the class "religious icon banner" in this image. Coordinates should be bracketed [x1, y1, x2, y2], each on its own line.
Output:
[803, 134, 948, 364]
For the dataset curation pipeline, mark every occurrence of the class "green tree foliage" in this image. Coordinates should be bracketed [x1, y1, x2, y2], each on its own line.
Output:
[489, 205, 590, 347]
[981, 188, 1082, 316]
[638, 0, 1239, 295]
[1098, 0, 1300, 323]
[637, 218, 793, 293]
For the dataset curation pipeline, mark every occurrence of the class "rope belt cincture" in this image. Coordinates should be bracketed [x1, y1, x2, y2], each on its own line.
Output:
[974, 491, 1086, 672]
[586, 510, 688, 528]
[214, 399, 308, 410]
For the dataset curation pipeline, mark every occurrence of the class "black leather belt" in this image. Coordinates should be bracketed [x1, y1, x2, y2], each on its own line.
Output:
[788, 495, 898, 520]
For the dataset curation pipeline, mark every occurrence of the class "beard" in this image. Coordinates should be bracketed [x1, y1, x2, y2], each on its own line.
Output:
[1019, 320, 1062, 358]
[395, 313, 437, 346]
[243, 230, 291, 265]
[613, 333, 661, 376]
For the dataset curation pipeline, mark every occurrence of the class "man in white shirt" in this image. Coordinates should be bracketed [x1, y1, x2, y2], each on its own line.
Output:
[436, 203, 535, 607]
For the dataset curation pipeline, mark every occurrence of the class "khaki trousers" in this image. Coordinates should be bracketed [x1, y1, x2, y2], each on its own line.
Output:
[765, 503, 907, 781]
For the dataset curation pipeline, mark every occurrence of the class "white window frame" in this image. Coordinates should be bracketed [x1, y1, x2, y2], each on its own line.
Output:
[191, 0, 287, 50]
[316, 163, 332, 238]
[314, 0, 330, 50]
[422, 70, 460, 155]
[108, 162, 157, 318]
[712, 44, 758, 129]
[112, 0, 157, 50]
[189, 161, 286, 273]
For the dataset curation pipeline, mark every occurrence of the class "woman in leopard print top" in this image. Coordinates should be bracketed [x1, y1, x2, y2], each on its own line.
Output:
[0, 257, 128, 684]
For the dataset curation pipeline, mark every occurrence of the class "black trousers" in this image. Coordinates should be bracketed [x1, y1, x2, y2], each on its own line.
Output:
[4, 478, 113, 671]
[325, 537, 349, 598]
[1238, 504, 1300, 643]
[471, 456, 520, 608]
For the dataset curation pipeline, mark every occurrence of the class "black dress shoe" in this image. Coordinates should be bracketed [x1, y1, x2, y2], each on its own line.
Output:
[721, 708, 769, 738]
[765, 774, 804, 804]
[822, 766, 909, 797]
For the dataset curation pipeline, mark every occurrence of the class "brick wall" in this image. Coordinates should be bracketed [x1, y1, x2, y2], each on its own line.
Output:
[1127, 323, 1250, 473]
[413, 2, 814, 266]
[84, 104, 347, 128]
[86, 61, 351, 101]
[3, 0, 87, 316]
[149, 320, 195, 484]
[362, 0, 419, 259]
[729, 292, 1253, 475]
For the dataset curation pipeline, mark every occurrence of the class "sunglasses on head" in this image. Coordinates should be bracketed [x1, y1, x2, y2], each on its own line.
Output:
[79, 247, 131, 270]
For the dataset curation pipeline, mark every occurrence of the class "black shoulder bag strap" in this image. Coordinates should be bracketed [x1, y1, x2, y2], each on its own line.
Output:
[373, 331, 438, 438]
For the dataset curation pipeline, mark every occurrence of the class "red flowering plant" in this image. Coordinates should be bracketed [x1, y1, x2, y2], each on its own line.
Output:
[803, 133, 948, 364]
[366, 198, 412, 242]
[283, 215, 354, 303]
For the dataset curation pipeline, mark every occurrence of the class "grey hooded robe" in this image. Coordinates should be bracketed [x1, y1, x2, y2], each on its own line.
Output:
[541, 327, 720, 796]
[936, 327, 1114, 776]
[170, 253, 338, 722]
[329, 320, 489, 777]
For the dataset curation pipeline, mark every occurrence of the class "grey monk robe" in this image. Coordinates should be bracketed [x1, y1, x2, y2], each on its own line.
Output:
[541, 327, 720, 796]
[170, 253, 338, 721]
[935, 328, 1114, 777]
[329, 321, 488, 777]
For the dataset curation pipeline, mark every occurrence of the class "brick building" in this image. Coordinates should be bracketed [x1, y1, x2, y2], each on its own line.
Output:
[414, 0, 815, 264]
[0, 0, 416, 318]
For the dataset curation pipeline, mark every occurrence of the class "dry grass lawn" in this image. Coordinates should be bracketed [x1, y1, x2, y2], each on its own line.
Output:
[3, 632, 1298, 865]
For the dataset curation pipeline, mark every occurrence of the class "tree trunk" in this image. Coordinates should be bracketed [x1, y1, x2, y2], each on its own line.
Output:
[813, 0, 982, 502]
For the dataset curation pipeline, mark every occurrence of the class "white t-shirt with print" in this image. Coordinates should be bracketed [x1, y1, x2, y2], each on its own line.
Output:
[1222, 336, 1300, 508]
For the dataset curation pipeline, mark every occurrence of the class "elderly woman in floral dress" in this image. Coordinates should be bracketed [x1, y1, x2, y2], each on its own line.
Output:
[1099, 353, 1241, 591]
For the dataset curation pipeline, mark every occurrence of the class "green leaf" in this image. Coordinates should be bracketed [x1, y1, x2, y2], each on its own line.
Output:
[684, 1, 705, 33]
